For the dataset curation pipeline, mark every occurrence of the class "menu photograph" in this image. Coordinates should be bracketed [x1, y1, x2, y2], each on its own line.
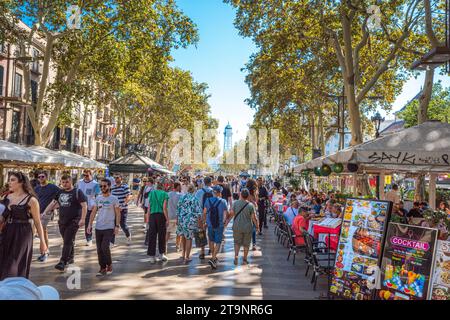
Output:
[430, 240, 450, 300]
[379, 223, 438, 300]
[330, 198, 391, 300]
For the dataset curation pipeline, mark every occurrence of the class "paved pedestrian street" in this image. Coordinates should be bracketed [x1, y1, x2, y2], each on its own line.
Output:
[29, 205, 328, 300]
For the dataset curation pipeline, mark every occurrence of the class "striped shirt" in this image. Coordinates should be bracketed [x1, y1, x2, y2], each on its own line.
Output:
[111, 183, 131, 209]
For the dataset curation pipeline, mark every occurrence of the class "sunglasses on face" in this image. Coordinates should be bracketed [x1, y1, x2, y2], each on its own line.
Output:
[100, 185, 109, 189]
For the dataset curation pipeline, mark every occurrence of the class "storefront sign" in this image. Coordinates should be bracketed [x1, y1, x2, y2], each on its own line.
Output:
[379, 223, 438, 300]
[330, 198, 392, 300]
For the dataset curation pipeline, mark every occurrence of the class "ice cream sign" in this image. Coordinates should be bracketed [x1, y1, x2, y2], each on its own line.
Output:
[391, 237, 430, 251]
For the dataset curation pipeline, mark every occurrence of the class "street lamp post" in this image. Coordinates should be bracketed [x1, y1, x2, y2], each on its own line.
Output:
[371, 112, 385, 199]
[371, 111, 385, 138]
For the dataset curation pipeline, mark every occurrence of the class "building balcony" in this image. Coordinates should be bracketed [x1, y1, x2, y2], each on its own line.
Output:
[30, 63, 41, 75]
[95, 130, 103, 139]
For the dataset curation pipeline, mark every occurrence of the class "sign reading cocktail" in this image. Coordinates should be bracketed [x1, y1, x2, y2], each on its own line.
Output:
[379, 223, 438, 300]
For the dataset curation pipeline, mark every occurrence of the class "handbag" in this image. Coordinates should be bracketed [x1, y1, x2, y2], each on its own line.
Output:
[194, 229, 208, 248]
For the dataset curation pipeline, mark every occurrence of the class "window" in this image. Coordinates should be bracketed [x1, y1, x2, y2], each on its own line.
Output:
[83, 131, 87, 147]
[25, 118, 35, 145]
[31, 49, 40, 72]
[10, 110, 21, 143]
[96, 142, 100, 159]
[13, 73, 22, 98]
[0, 66, 4, 96]
[31, 80, 38, 104]
[64, 127, 72, 151]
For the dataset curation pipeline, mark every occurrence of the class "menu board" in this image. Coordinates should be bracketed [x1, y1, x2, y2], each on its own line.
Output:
[379, 223, 438, 300]
[330, 198, 392, 300]
[430, 240, 450, 300]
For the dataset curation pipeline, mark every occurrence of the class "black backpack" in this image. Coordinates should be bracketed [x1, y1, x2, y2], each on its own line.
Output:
[208, 198, 221, 229]
[202, 188, 213, 208]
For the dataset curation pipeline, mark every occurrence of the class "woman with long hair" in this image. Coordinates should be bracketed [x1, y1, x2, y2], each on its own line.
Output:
[246, 178, 259, 251]
[0, 172, 47, 280]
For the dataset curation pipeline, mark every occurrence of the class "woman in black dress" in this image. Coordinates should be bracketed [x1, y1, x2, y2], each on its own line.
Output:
[0, 172, 47, 280]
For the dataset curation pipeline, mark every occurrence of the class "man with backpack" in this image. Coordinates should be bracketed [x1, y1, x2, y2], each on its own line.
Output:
[203, 185, 229, 269]
[195, 176, 213, 259]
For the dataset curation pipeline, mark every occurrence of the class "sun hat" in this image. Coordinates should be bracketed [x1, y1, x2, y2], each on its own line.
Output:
[0, 277, 60, 300]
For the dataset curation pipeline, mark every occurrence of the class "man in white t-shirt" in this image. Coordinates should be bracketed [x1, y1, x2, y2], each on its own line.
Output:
[87, 179, 120, 277]
[77, 170, 100, 246]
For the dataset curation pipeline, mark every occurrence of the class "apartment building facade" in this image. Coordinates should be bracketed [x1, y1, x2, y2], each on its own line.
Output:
[0, 21, 119, 163]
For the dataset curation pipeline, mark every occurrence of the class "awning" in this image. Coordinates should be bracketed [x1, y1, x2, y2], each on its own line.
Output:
[0, 140, 36, 164]
[58, 150, 107, 169]
[0, 140, 106, 169]
[294, 121, 450, 174]
[109, 152, 173, 174]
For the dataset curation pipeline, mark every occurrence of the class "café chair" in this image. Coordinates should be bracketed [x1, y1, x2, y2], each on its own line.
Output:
[303, 232, 335, 290]
[286, 225, 305, 265]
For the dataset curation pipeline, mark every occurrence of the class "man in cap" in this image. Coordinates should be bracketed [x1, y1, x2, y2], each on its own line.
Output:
[203, 185, 229, 269]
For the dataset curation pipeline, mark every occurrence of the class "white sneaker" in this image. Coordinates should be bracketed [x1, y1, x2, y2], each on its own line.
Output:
[142, 224, 147, 229]
[155, 255, 162, 262]
[161, 254, 169, 262]
[86, 240, 93, 247]
[149, 256, 156, 264]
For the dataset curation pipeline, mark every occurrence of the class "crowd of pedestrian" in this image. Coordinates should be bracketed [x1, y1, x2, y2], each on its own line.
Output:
[0, 170, 281, 281]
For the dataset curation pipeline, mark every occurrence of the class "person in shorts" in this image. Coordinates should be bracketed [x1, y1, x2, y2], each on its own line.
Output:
[231, 188, 259, 266]
[203, 185, 229, 269]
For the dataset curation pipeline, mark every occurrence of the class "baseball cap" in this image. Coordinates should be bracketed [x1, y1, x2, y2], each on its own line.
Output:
[0, 277, 60, 300]
[212, 185, 223, 194]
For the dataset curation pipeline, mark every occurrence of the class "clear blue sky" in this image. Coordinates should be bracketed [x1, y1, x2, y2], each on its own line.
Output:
[171, 0, 256, 152]
[171, 0, 450, 152]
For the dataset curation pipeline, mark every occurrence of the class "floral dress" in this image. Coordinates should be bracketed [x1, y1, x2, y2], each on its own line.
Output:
[176, 193, 202, 240]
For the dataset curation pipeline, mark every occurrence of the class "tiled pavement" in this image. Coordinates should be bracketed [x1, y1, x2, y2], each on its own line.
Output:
[29, 205, 328, 299]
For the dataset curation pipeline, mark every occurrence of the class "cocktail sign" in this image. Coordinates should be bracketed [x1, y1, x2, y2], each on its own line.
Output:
[379, 223, 438, 300]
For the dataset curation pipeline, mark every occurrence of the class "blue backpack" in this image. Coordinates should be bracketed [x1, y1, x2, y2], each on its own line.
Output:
[208, 198, 221, 229]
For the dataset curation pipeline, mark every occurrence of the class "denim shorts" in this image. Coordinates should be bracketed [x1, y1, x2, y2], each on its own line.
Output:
[207, 226, 224, 244]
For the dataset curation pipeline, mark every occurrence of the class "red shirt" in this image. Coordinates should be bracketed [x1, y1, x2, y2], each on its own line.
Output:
[292, 215, 309, 246]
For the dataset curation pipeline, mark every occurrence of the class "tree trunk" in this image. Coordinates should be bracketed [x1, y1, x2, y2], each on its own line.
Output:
[418, 68, 434, 124]
[155, 143, 164, 163]
[318, 110, 325, 155]
[310, 113, 316, 150]
[414, 68, 434, 202]
[345, 83, 363, 146]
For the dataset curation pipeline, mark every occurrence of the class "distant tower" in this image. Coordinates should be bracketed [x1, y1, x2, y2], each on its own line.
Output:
[223, 122, 233, 152]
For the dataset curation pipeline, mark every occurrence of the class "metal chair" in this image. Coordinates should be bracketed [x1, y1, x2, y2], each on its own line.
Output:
[286, 224, 305, 265]
[304, 233, 335, 291]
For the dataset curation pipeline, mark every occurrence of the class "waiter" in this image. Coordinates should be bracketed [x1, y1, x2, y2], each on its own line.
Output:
[257, 177, 269, 235]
